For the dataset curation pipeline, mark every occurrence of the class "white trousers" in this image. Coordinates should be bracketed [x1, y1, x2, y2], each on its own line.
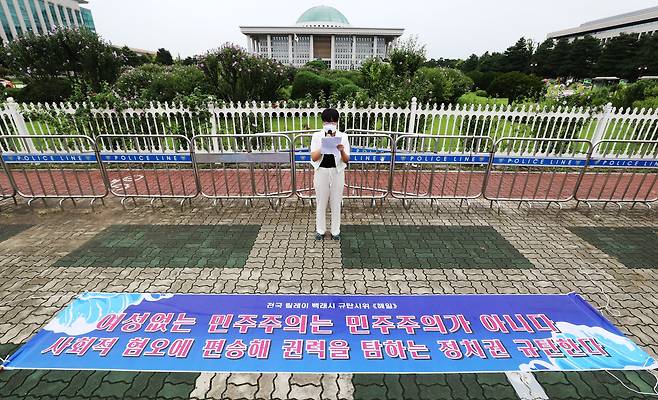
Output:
[314, 167, 345, 236]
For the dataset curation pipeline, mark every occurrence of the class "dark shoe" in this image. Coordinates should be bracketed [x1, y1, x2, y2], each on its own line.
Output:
[331, 234, 341, 241]
[315, 233, 325, 241]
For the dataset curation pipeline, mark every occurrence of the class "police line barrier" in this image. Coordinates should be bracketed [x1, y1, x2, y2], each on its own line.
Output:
[391, 135, 494, 210]
[483, 137, 593, 210]
[0, 151, 16, 202]
[0, 135, 107, 209]
[95, 134, 199, 209]
[193, 133, 294, 208]
[576, 139, 658, 210]
[294, 132, 393, 203]
[0, 133, 656, 211]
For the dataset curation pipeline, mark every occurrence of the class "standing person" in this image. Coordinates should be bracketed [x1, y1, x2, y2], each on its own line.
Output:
[310, 108, 350, 241]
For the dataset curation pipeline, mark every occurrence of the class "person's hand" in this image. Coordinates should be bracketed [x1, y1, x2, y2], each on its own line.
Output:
[337, 144, 345, 153]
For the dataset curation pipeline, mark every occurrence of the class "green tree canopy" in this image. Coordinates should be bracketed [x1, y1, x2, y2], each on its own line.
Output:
[155, 48, 174, 65]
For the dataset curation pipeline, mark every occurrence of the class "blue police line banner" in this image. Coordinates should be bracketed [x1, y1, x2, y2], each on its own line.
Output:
[3, 293, 655, 373]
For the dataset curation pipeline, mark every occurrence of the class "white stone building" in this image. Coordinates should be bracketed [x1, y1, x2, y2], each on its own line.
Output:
[240, 5, 404, 70]
[0, 0, 95, 42]
[547, 6, 658, 42]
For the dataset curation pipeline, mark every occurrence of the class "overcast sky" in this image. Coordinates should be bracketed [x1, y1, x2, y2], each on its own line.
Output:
[85, 0, 657, 59]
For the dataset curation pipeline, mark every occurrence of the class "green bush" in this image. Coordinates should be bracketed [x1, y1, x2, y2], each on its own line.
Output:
[413, 67, 473, 104]
[466, 71, 501, 91]
[458, 92, 508, 107]
[475, 89, 488, 97]
[359, 58, 396, 98]
[8, 78, 72, 103]
[304, 59, 329, 71]
[632, 97, 658, 110]
[116, 64, 207, 103]
[488, 72, 545, 102]
[612, 80, 658, 109]
[200, 44, 289, 102]
[291, 70, 333, 99]
[334, 84, 362, 102]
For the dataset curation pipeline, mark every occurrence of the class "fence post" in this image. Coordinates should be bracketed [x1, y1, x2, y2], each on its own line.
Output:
[591, 102, 613, 156]
[6, 97, 36, 152]
[208, 102, 220, 151]
[407, 97, 418, 134]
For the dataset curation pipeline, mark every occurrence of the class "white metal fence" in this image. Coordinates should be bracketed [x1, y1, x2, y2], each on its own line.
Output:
[1, 97, 657, 152]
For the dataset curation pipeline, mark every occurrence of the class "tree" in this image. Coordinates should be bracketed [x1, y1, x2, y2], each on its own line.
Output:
[199, 44, 289, 101]
[597, 34, 639, 80]
[413, 67, 473, 104]
[424, 58, 461, 69]
[563, 36, 601, 79]
[116, 63, 208, 103]
[461, 54, 480, 72]
[502, 37, 533, 73]
[155, 48, 174, 65]
[359, 58, 395, 97]
[488, 72, 545, 102]
[304, 59, 329, 71]
[389, 36, 427, 77]
[547, 38, 571, 78]
[635, 33, 658, 76]
[532, 39, 555, 78]
[7, 28, 123, 92]
[478, 52, 505, 73]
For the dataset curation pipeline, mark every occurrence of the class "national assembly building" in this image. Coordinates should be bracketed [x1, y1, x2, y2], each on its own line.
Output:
[240, 5, 404, 70]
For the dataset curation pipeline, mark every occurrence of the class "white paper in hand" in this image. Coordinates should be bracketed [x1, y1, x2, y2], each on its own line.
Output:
[321, 136, 342, 157]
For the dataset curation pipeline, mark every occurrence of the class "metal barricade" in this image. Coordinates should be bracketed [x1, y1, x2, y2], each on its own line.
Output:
[193, 133, 294, 208]
[96, 134, 199, 209]
[0, 151, 17, 204]
[484, 137, 592, 211]
[392, 135, 494, 210]
[294, 131, 393, 204]
[0, 135, 107, 209]
[576, 139, 658, 211]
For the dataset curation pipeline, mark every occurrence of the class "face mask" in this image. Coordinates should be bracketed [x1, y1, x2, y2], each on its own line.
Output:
[323, 123, 337, 134]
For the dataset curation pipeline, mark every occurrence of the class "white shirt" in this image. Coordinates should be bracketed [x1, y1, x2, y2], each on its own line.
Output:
[310, 130, 351, 172]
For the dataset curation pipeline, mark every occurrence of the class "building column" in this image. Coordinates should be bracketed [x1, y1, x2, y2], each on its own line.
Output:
[22, 0, 38, 34]
[267, 34, 272, 59]
[247, 36, 252, 53]
[1, 1, 18, 39]
[288, 34, 293, 66]
[352, 35, 357, 69]
[43, 1, 55, 29]
[12, 0, 28, 35]
[0, 19, 8, 42]
[309, 35, 314, 61]
[34, 0, 48, 33]
[330, 35, 335, 69]
[373, 35, 378, 58]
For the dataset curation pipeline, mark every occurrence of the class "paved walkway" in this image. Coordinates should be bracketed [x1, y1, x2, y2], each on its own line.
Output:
[0, 196, 657, 399]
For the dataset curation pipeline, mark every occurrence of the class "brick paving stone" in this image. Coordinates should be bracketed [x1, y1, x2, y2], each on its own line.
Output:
[535, 370, 658, 400]
[341, 225, 532, 269]
[352, 373, 519, 400]
[568, 227, 658, 269]
[0, 224, 32, 244]
[0, 341, 199, 400]
[1, 198, 658, 399]
[53, 225, 260, 269]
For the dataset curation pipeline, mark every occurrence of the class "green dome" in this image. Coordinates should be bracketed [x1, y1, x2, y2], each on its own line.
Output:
[296, 6, 350, 27]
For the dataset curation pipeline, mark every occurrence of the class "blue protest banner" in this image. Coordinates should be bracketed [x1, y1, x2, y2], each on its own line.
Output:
[3, 293, 654, 373]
